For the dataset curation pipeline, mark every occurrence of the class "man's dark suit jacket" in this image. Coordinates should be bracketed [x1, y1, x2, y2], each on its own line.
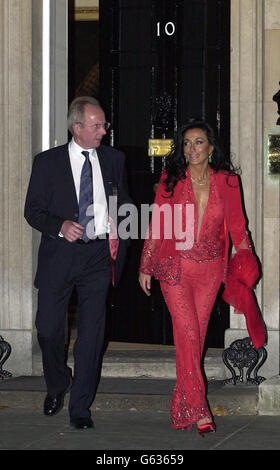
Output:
[24, 143, 131, 288]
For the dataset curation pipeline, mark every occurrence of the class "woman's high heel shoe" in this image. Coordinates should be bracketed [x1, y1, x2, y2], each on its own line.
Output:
[197, 422, 216, 437]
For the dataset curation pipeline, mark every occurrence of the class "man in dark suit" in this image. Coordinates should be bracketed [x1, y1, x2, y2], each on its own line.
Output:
[24, 97, 131, 429]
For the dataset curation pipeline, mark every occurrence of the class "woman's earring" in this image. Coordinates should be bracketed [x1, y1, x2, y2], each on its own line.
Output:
[208, 153, 212, 163]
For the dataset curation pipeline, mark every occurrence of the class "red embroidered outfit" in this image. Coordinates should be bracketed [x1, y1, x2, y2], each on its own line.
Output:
[140, 168, 252, 429]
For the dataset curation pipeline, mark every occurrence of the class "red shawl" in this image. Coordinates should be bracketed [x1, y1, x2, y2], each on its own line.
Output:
[222, 249, 266, 349]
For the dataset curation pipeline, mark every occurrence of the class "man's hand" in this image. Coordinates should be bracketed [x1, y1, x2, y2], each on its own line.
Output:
[139, 272, 152, 296]
[60, 220, 85, 242]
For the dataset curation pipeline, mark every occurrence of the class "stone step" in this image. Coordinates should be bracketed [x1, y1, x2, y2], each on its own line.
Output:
[32, 345, 228, 381]
[1, 343, 278, 416]
[1, 343, 263, 416]
[0, 376, 258, 416]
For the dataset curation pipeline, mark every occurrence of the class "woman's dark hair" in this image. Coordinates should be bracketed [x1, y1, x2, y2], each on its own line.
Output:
[164, 119, 239, 195]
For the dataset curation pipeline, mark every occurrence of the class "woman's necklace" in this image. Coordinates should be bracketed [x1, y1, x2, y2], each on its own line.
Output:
[190, 172, 209, 186]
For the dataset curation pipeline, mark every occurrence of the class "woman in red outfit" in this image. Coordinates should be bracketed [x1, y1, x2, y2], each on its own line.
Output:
[139, 119, 252, 436]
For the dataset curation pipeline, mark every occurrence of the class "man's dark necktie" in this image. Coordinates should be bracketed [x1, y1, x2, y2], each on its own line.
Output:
[78, 151, 94, 242]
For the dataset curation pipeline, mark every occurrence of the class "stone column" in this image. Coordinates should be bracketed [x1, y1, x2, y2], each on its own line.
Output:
[226, 0, 280, 380]
[261, 0, 280, 378]
[0, 0, 33, 375]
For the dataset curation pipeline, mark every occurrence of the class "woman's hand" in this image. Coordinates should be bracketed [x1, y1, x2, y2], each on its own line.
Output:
[139, 272, 152, 296]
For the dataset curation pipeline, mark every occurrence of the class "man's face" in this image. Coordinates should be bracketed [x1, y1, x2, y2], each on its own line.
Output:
[73, 104, 107, 149]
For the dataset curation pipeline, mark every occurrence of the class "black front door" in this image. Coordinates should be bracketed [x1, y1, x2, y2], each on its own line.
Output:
[99, 0, 230, 346]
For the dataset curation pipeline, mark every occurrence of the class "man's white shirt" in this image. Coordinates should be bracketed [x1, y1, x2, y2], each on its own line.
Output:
[63, 138, 109, 237]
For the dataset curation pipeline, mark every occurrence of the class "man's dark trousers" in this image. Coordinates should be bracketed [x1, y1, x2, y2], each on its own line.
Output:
[36, 237, 111, 420]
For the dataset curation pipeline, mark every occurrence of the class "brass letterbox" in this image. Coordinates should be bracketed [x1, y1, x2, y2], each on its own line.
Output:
[148, 139, 173, 157]
[267, 134, 280, 175]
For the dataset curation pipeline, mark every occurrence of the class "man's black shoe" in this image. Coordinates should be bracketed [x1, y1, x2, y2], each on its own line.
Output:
[44, 389, 69, 416]
[70, 417, 94, 429]
[43, 378, 71, 416]
[43, 392, 65, 416]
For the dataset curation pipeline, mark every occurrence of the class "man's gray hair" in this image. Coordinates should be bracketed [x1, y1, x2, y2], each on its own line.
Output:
[67, 96, 100, 135]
